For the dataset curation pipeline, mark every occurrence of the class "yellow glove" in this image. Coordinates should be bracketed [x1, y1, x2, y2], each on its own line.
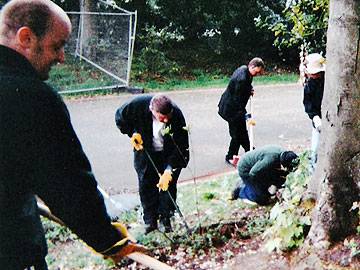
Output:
[130, 133, 143, 151]
[245, 113, 256, 126]
[248, 118, 256, 126]
[112, 222, 135, 242]
[156, 170, 172, 191]
[247, 118, 256, 126]
[100, 222, 147, 263]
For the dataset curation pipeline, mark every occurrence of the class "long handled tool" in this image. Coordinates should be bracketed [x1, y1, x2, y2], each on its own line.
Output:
[248, 97, 256, 151]
[141, 148, 191, 234]
[37, 200, 174, 270]
[97, 185, 126, 219]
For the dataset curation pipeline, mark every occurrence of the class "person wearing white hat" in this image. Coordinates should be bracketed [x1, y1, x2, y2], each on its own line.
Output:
[302, 53, 326, 172]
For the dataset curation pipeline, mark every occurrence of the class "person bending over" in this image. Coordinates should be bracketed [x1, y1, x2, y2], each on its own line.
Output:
[231, 145, 299, 205]
[115, 94, 189, 234]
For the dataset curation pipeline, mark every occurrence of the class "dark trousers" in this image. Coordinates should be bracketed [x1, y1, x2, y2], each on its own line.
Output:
[226, 118, 250, 160]
[239, 175, 271, 205]
[138, 151, 179, 225]
[26, 260, 48, 270]
[0, 258, 48, 270]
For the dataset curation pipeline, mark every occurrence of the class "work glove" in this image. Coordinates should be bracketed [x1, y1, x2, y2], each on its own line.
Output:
[245, 113, 256, 126]
[157, 170, 172, 191]
[312, 115, 322, 132]
[268, 185, 277, 195]
[100, 222, 147, 263]
[130, 133, 143, 151]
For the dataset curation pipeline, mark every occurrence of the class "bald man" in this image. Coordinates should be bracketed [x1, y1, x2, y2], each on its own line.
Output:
[0, 1, 143, 269]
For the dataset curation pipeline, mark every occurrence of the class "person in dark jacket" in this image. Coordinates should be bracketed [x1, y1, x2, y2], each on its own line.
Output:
[218, 57, 265, 165]
[0, 1, 143, 269]
[230, 145, 299, 205]
[302, 53, 326, 172]
[115, 94, 189, 234]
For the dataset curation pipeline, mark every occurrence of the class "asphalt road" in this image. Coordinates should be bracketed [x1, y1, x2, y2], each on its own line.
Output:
[65, 83, 310, 196]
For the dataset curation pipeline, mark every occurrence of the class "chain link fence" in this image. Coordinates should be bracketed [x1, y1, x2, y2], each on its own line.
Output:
[49, 0, 137, 94]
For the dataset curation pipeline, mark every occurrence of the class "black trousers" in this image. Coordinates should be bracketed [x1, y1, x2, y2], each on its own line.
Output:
[25, 260, 48, 270]
[0, 257, 48, 270]
[226, 117, 250, 160]
[138, 151, 180, 225]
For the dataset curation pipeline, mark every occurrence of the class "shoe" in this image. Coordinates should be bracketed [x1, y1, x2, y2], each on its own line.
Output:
[230, 186, 241, 200]
[240, 198, 258, 206]
[225, 155, 240, 167]
[232, 155, 240, 167]
[160, 218, 172, 233]
[225, 157, 235, 166]
[144, 222, 158, 234]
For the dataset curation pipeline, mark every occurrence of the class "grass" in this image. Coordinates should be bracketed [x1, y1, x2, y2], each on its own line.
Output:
[134, 72, 298, 92]
[47, 57, 117, 93]
[47, 56, 298, 95]
[43, 172, 271, 269]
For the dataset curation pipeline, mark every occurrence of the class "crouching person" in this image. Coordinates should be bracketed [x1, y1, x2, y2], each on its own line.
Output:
[231, 145, 299, 205]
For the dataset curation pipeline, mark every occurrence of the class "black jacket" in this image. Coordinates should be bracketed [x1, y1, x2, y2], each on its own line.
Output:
[0, 46, 121, 267]
[303, 75, 324, 120]
[218, 65, 253, 122]
[115, 95, 189, 178]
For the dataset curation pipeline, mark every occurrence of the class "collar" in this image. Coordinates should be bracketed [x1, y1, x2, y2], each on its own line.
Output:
[0, 45, 41, 80]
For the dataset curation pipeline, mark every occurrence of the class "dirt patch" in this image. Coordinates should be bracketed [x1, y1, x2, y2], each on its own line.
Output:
[46, 217, 360, 270]
[319, 236, 360, 269]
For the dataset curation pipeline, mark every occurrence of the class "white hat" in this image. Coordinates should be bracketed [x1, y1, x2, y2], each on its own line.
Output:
[305, 53, 326, 74]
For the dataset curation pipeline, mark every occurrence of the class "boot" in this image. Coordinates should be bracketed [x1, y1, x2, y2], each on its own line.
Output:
[144, 221, 157, 234]
[230, 186, 241, 200]
[230, 178, 245, 200]
[160, 217, 172, 233]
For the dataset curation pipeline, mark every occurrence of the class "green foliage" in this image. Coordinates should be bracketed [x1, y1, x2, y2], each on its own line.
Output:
[52, 0, 79, 11]
[43, 218, 115, 269]
[41, 171, 272, 268]
[132, 25, 181, 80]
[136, 71, 297, 92]
[126, 174, 270, 256]
[118, 209, 139, 224]
[344, 238, 360, 259]
[256, 0, 329, 53]
[47, 56, 114, 92]
[119, 0, 287, 72]
[350, 201, 360, 235]
[253, 72, 298, 86]
[155, 0, 276, 60]
[247, 216, 271, 236]
[263, 151, 312, 252]
[42, 217, 77, 243]
[203, 192, 216, 201]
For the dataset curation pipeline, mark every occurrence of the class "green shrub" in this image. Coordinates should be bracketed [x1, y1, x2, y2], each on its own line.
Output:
[132, 25, 182, 80]
[263, 151, 312, 252]
[42, 217, 77, 243]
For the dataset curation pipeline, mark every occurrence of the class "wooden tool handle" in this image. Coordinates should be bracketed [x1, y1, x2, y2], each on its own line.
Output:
[37, 201, 175, 270]
[127, 252, 175, 270]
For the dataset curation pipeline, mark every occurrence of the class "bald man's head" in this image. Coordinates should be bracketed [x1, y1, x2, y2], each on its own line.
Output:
[0, 0, 72, 80]
[0, 0, 70, 41]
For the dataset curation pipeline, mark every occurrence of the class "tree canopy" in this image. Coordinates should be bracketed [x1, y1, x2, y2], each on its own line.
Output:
[256, 0, 329, 54]
[0, 0, 330, 74]
[112, 0, 329, 75]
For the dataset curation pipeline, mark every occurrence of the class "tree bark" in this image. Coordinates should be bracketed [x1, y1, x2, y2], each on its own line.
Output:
[307, 0, 360, 249]
[80, 0, 97, 58]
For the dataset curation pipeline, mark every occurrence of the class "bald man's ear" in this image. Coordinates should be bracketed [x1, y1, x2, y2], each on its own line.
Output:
[17, 26, 36, 49]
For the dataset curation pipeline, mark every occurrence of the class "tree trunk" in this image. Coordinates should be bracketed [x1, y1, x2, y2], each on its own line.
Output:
[80, 0, 97, 58]
[307, 0, 360, 249]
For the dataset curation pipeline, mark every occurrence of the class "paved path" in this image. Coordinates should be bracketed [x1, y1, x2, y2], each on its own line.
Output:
[65, 84, 310, 199]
